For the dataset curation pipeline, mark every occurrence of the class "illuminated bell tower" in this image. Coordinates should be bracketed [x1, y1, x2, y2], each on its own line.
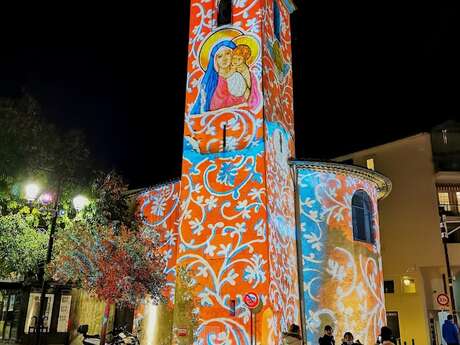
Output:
[174, 0, 299, 344]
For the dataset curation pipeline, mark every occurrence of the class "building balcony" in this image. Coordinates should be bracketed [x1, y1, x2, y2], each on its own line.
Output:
[439, 203, 460, 217]
[439, 204, 460, 244]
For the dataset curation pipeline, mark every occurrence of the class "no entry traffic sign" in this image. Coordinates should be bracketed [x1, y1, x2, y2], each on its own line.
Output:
[244, 292, 259, 309]
[177, 328, 187, 337]
[437, 293, 450, 307]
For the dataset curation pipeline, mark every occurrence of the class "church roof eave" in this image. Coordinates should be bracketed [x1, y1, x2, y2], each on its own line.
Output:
[289, 159, 392, 200]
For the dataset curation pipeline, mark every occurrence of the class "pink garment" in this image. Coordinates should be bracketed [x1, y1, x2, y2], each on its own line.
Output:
[210, 73, 261, 111]
[248, 72, 261, 110]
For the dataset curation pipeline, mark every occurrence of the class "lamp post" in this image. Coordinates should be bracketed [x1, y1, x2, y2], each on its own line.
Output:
[24, 182, 89, 345]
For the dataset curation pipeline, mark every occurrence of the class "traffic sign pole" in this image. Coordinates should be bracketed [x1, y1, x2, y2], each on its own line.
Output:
[250, 310, 253, 345]
[244, 292, 260, 345]
[254, 313, 257, 345]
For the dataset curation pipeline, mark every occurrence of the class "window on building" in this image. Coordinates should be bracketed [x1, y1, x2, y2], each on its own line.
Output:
[456, 192, 460, 206]
[366, 158, 375, 171]
[273, 0, 281, 41]
[223, 123, 227, 152]
[217, 0, 232, 26]
[384, 280, 395, 293]
[352, 190, 374, 243]
[438, 192, 450, 211]
[386, 312, 401, 339]
[442, 129, 448, 144]
[279, 131, 283, 153]
[402, 277, 416, 294]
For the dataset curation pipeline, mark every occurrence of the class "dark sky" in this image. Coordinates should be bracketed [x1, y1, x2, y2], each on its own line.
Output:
[0, 3, 458, 188]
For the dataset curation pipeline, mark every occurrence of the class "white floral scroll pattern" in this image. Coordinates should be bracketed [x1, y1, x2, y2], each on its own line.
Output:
[262, 0, 299, 343]
[265, 121, 299, 345]
[298, 170, 385, 345]
[184, 107, 264, 154]
[137, 182, 181, 302]
[262, 0, 295, 138]
[178, 1, 273, 344]
[179, 139, 268, 345]
[175, 0, 305, 343]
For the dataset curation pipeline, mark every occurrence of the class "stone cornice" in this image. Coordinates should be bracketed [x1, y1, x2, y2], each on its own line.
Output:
[289, 159, 392, 200]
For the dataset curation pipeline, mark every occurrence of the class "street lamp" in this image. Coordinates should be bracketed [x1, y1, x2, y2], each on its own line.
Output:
[25, 183, 40, 202]
[39, 193, 53, 206]
[24, 182, 89, 345]
[72, 195, 89, 212]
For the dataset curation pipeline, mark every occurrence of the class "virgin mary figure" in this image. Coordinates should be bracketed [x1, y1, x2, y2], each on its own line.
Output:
[191, 39, 261, 115]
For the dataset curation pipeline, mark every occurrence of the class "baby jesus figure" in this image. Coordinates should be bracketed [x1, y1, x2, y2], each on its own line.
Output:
[227, 44, 252, 100]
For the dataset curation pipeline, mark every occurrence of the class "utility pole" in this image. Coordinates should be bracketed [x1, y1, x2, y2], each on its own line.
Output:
[35, 181, 62, 345]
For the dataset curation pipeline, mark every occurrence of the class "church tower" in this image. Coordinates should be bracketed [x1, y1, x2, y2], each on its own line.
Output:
[136, 1, 391, 344]
[175, 0, 299, 344]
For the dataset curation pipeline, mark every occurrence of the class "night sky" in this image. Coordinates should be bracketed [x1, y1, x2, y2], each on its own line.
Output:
[0, 4, 458, 188]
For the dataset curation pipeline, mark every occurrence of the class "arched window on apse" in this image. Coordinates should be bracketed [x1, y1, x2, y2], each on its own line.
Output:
[352, 189, 375, 244]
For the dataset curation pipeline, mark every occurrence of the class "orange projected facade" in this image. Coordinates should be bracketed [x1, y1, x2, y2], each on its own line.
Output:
[134, 1, 391, 344]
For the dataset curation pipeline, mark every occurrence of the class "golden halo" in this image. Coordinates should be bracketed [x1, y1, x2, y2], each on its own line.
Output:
[232, 35, 260, 66]
[199, 28, 242, 70]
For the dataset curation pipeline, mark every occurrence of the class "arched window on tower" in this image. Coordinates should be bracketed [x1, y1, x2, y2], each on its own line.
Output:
[273, 0, 281, 41]
[217, 0, 232, 27]
[352, 190, 375, 243]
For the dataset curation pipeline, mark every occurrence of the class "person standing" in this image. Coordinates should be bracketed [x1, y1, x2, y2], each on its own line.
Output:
[282, 324, 302, 345]
[442, 315, 460, 345]
[378, 326, 395, 345]
[341, 332, 361, 345]
[319, 325, 335, 345]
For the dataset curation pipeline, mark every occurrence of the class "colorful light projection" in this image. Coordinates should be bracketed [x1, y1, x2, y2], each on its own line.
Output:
[134, 182, 181, 345]
[134, 1, 391, 344]
[175, 0, 300, 343]
[190, 28, 262, 115]
[295, 163, 391, 345]
[137, 181, 181, 303]
[262, 1, 300, 341]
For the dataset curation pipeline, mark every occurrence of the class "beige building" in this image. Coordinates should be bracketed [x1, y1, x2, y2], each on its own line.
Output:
[335, 122, 460, 345]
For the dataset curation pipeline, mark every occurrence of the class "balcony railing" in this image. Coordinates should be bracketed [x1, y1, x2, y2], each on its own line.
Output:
[439, 204, 460, 217]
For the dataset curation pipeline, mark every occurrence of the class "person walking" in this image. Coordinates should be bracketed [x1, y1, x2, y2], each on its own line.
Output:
[282, 324, 303, 345]
[319, 325, 335, 345]
[443, 315, 460, 345]
[377, 326, 395, 345]
[341, 332, 361, 345]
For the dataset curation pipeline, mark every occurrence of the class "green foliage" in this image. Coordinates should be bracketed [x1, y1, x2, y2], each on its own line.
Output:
[0, 182, 80, 279]
[0, 95, 43, 179]
[0, 95, 164, 310]
[0, 213, 48, 278]
[0, 95, 93, 279]
[80, 171, 131, 228]
[0, 94, 91, 185]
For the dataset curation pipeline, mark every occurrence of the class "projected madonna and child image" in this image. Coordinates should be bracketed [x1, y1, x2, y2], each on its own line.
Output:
[191, 28, 262, 114]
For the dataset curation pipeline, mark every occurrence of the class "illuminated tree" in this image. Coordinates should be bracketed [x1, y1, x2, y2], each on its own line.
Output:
[0, 213, 48, 279]
[50, 172, 166, 344]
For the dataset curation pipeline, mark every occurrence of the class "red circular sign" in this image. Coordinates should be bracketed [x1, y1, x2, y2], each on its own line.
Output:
[177, 328, 187, 337]
[437, 293, 450, 306]
[244, 292, 259, 309]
